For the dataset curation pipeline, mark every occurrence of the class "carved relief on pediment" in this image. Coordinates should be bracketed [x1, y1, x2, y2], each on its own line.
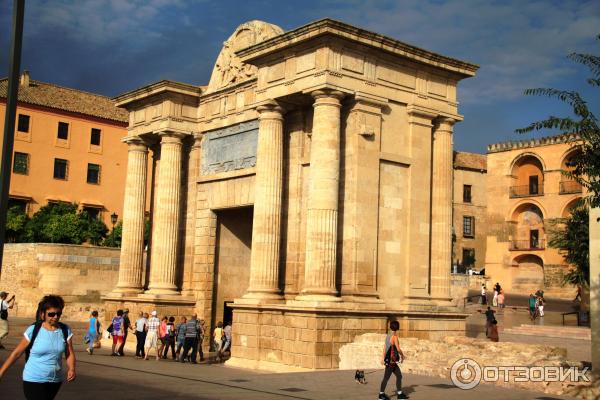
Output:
[206, 20, 284, 93]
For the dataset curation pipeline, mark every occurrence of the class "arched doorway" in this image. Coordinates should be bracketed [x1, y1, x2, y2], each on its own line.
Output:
[511, 254, 544, 293]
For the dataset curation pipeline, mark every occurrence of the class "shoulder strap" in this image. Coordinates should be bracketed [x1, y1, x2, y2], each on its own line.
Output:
[59, 322, 70, 359]
[24, 321, 43, 362]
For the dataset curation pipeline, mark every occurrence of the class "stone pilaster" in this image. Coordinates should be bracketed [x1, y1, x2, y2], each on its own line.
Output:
[430, 117, 454, 300]
[147, 132, 185, 295]
[112, 137, 148, 294]
[181, 134, 203, 297]
[243, 101, 285, 301]
[298, 89, 344, 302]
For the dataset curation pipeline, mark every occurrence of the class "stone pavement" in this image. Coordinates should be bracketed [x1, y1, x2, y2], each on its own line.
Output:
[0, 330, 577, 400]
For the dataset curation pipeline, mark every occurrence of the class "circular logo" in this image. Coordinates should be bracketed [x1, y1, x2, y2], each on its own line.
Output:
[450, 358, 482, 390]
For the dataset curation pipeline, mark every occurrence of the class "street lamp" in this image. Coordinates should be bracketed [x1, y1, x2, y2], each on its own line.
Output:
[110, 212, 118, 228]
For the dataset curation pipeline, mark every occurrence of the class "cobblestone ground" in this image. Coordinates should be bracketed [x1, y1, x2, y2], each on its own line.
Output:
[0, 326, 577, 400]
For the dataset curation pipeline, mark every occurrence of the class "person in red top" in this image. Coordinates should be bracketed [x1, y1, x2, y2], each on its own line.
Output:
[110, 310, 125, 356]
[158, 316, 168, 358]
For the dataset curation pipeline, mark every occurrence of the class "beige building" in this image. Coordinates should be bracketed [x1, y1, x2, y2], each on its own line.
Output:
[485, 133, 582, 297]
[105, 19, 478, 370]
[0, 72, 136, 227]
[452, 151, 487, 272]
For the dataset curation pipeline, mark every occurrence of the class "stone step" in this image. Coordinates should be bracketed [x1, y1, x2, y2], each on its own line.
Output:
[503, 324, 591, 340]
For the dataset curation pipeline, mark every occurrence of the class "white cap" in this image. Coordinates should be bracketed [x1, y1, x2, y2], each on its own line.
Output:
[151, 310, 157, 316]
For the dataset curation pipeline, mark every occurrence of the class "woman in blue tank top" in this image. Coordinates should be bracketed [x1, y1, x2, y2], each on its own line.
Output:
[0, 295, 76, 400]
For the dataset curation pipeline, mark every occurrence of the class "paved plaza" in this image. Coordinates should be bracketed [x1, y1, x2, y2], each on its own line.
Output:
[0, 321, 578, 400]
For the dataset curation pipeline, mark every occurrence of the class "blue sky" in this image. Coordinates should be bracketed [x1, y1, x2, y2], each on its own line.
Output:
[1, 0, 599, 153]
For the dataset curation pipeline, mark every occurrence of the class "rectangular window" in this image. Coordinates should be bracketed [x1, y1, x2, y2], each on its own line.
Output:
[8, 198, 28, 213]
[462, 248, 475, 268]
[82, 206, 101, 219]
[463, 216, 475, 237]
[90, 128, 101, 146]
[57, 122, 69, 140]
[17, 114, 30, 133]
[87, 163, 100, 184]
[463, 184, 472, 203]
[13, 152, 29, 174]
[53, 158, 68, 180]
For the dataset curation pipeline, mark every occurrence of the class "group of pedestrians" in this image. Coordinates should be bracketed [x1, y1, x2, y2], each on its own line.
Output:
[528, 290, 546, 320]
[480, 282, 505, 308]
[101, 309, 232, 363]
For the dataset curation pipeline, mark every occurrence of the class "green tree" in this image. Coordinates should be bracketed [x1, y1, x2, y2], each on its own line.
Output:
[103, 221, 122, 247]
[517, 35, 599, 288]
[5, 205, 29, 242]
[547, 206, 590, 286]
[23, 202, 108, 245]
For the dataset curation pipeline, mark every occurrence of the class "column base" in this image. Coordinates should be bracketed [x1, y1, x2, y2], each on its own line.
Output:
[145, 284, 179, 296]
[105, 287, 144, 298]
[239, 290, 284, 305]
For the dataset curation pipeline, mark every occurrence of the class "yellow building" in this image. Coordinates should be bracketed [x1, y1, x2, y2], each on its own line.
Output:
[0, 71, 137, 228]
[452, 151, 487, 272]
[485, 133, 582, 298]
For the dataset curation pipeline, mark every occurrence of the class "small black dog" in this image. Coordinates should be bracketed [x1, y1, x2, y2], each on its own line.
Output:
[354, 369, 366, 384]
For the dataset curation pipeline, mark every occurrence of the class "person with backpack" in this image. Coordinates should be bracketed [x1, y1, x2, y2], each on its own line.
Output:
[110, 309, 125, 356]
[85, 310, 101, 355]
[162, 316, 177, 359]
[0, 295, 76, 400]
[379, 320, 408, 400]
[0, 291, 16, 350]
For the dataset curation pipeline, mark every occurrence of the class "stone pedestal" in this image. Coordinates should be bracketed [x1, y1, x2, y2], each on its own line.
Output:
[146, 132, 185, 295]
[430, 118, 454, 301]
[111, 137, 148, 295]
[243, 102, 285, 302]
[298, 90, 344, 302]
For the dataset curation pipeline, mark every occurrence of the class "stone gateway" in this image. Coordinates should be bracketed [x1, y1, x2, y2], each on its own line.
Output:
[105, 19, 478, 370]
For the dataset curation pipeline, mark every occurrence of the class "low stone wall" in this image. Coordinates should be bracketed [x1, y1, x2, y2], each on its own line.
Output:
[450, 273, 490, 304]
[0, 243, 120, 321]
[227, 305, 467, 371]
[339, 333, 597, 398]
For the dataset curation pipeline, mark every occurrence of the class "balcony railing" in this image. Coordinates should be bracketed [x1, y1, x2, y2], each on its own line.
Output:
[559, 180, 583, 194]
[509, 239, 546, 251]
[509, 184, 544, 198]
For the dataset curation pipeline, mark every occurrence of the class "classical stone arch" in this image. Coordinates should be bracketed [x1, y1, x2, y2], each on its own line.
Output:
[508, 200, 547, 222]
[508, 152, 546, 176]
[511, 254, 544, 293]
[561, 197, 583, 218]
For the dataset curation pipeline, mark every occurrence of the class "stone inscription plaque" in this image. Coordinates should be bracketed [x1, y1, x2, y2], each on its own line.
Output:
[201, 120, 258, 175]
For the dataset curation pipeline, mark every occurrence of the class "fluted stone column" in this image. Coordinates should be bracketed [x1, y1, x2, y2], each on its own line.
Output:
[114, 137, 148, 294]
[430, 118, 454, 300]
[244, 102, 285, 301]
[147, 132, 185, 295]
[298, 90, 344, 301]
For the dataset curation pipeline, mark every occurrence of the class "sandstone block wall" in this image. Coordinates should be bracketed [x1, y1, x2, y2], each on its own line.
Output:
[0, 243, 120, 321]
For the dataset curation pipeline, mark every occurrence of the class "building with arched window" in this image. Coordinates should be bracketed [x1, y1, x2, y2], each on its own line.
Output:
[485, 133, 583, 297]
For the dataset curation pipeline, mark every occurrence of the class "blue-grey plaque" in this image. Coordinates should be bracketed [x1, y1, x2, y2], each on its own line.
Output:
[201, 120, 258, 175]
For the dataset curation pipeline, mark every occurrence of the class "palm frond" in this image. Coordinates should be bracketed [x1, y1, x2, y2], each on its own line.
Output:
[515, 116, 577, 134]
[568, 53, 600, 76]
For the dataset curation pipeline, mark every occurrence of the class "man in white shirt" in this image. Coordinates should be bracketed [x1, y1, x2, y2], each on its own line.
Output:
[134, 312, 147, 358]
[0, 291, 16, 349]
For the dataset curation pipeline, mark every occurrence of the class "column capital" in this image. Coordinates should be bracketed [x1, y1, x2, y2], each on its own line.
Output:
[158, 131, 186, 144]
[434, 117, 456, 133]
[122, 136, 149, 152]
[311, 89, 345, 106]
[256, 100, 285, 120]
[192, 132, 204, 149]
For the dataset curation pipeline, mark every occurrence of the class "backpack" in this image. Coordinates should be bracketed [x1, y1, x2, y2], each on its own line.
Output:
[25, 321, 69, 362]
[383, 336, 400, 367]
[112, 317, 122, 332]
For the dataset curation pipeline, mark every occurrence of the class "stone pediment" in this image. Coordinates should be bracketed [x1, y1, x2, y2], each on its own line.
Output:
[206, 20, 284, 93]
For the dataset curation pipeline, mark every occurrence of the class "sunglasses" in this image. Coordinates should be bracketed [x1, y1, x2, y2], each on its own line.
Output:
[46, 311, 62, 318]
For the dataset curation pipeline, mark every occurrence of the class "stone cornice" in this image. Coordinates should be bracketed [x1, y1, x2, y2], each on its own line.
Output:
[113, 80, 202, 109]
[487, 132, 580, 154]
[237, 18, 479, 78]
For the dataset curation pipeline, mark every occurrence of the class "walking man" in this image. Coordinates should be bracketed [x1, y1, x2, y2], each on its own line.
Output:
[118, 309, 132, 356]
[379, 320, 408, 400]
[180, 314, 199, 363]
[0, 291, 15, 350]
[134, 312, 147, 358]
[144, 310, 161, 360]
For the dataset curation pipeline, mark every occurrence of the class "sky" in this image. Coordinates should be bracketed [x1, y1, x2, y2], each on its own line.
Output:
[1, 0, 599, 154]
